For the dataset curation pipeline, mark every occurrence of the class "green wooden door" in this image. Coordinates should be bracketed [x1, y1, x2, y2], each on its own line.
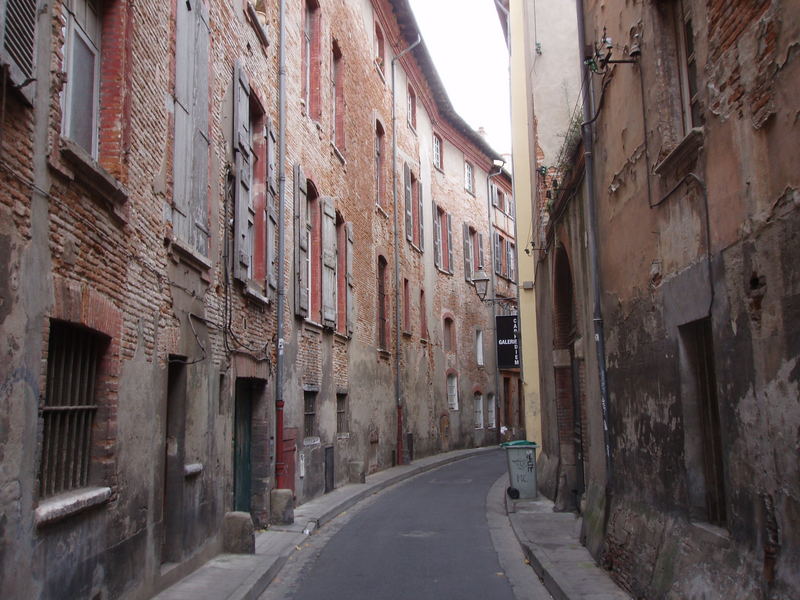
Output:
[234, 381, 252, 512]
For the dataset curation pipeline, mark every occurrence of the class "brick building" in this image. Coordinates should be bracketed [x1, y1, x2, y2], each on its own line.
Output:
[505, 0, 799, 598]
[0, 0, 515, 597]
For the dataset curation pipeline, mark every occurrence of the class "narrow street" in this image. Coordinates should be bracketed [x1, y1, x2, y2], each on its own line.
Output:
[261, 450, 550, 600]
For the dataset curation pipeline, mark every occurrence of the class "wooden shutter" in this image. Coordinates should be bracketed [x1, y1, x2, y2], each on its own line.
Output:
[494, 232, 501, 275]
[321, 197, 337, 327]
[417, 178, 424, 251]
[172, 0, 193, 246]
[0, 0, 36, 102]
[478, 233, 484, 269]
[266, 120, 278, 293]
[490, 183, 498, 207]
[191, 0, 210, 256]
[404, 164, 413, 242]
[294, 164, 309, 317]
[346, 222, 355, 335]
[446, 213, 453, 273]
[233, 60, 252, 282]
[433, 203, 441, 268]
[463, 224, 472, 281]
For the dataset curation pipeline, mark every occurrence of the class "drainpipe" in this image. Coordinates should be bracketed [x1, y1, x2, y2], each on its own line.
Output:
[391, 33, 421, 466]
[576, 0, 613, 518]
[275, 0, 288, 488]
[487, 166, 503, 444]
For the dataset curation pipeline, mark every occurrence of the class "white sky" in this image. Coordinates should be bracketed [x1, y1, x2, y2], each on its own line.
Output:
[408, 0, 511, 157]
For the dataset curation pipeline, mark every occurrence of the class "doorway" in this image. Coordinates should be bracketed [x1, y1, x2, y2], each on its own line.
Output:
[234, 379, 254, 512]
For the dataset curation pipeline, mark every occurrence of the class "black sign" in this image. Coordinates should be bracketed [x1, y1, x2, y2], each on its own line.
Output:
[496, 315, 520, 369]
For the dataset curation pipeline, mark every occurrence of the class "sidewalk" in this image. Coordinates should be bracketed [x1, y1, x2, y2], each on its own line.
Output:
[153, 446, 493, 600]
[506, 494, 631, 600]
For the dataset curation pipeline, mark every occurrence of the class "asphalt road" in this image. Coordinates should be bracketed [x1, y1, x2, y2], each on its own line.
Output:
[262, 449, 550, 600]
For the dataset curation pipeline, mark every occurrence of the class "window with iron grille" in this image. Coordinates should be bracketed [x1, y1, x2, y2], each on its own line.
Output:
[304, 390, 317, 438]
[38, 321, 107, 498]
[336, 393, 348, 434]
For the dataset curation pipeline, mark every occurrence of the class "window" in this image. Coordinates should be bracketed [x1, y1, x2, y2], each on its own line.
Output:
[403, 278, 410, 333]
[419, 288, 428, 339]
[432, 134, 443, 169]
[336, 393, 348, 434]
[308, 184, 322, 321]
[62, 0, 102, 157]
[476, 329, 484, 366]
[377, 255, 389, 350]
[474, 393, 484, 429]
[1, 0, 37, 102]
[434, 204, 453, 273]
[173, 0, 210, 256]
[443, 316, 454, 353]
[507, 241, 516, 281]
[38, 321, 108, 497]
[464, 161, 474, 194]
[233, 60, 272, 295]
[679, 318, 726, 525]
[302, 0, 321, 119]
[375, 121, 385, 208]
[336, 214, 347, 334]
[374, 22, 385, 74]
[462, 225, 483, 281]
[407, 84, 416, 130]
[331, 41, 345, 151]
[487, 393, 496, 428]
[295, 168, 352, 330]
[494, 231, 514, 279]
[447, 373, 459, 411]
[304, 390, 317, 438]
[675, 0, 701, 133]
[404, 164, 423, 249]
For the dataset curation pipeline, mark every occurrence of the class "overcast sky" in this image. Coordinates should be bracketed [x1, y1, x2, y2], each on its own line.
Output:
[408, 0, 512, 157]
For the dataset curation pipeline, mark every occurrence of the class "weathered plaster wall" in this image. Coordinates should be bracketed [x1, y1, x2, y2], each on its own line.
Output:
[578, 0, 800, 597]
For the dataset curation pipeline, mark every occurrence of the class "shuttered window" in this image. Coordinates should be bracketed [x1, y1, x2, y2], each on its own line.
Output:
[294, 165, 310, 317]
[377, 256, 389, 349]
[1, 0, 37, 102]
[447, 373, 459, 411]
[38, 321, 108, 498]
[434, 205, 452, 274]
[173, 0, 210, 256]
[404, 165, 423, 250]
[474, 393, 484, 429]
[432, 134, 442, 169]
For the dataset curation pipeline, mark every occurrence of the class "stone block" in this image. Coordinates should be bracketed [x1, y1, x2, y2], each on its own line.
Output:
[222, 511, 255, 554]
[269, 489, 294, 525]
[348, 461, 365, 484]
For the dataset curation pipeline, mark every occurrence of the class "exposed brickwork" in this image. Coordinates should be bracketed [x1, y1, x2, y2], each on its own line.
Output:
[0, 0, 515, 596]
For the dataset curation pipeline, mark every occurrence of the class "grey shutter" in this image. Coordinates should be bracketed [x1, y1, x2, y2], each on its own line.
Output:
[346, 222, 355, 336]
[446, 213, 453, 273]
[490, 183, 498, 207]
[191, 0, 210, 256]
[233, 60, 252, 282]
[478, 233, 484, 269]
[417, 178, 424, 251]
[172, 0, 193, 246]
[404, 164, 412, 242]
[433, 202, 441, 268]
[494, 232, 501, 275]
[294, 164, 309, 317]
[321, 197, 337, 327]
[463, 224, 472, 281]
[266, 119, 278, 293]
[0, 0, 36, 100]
